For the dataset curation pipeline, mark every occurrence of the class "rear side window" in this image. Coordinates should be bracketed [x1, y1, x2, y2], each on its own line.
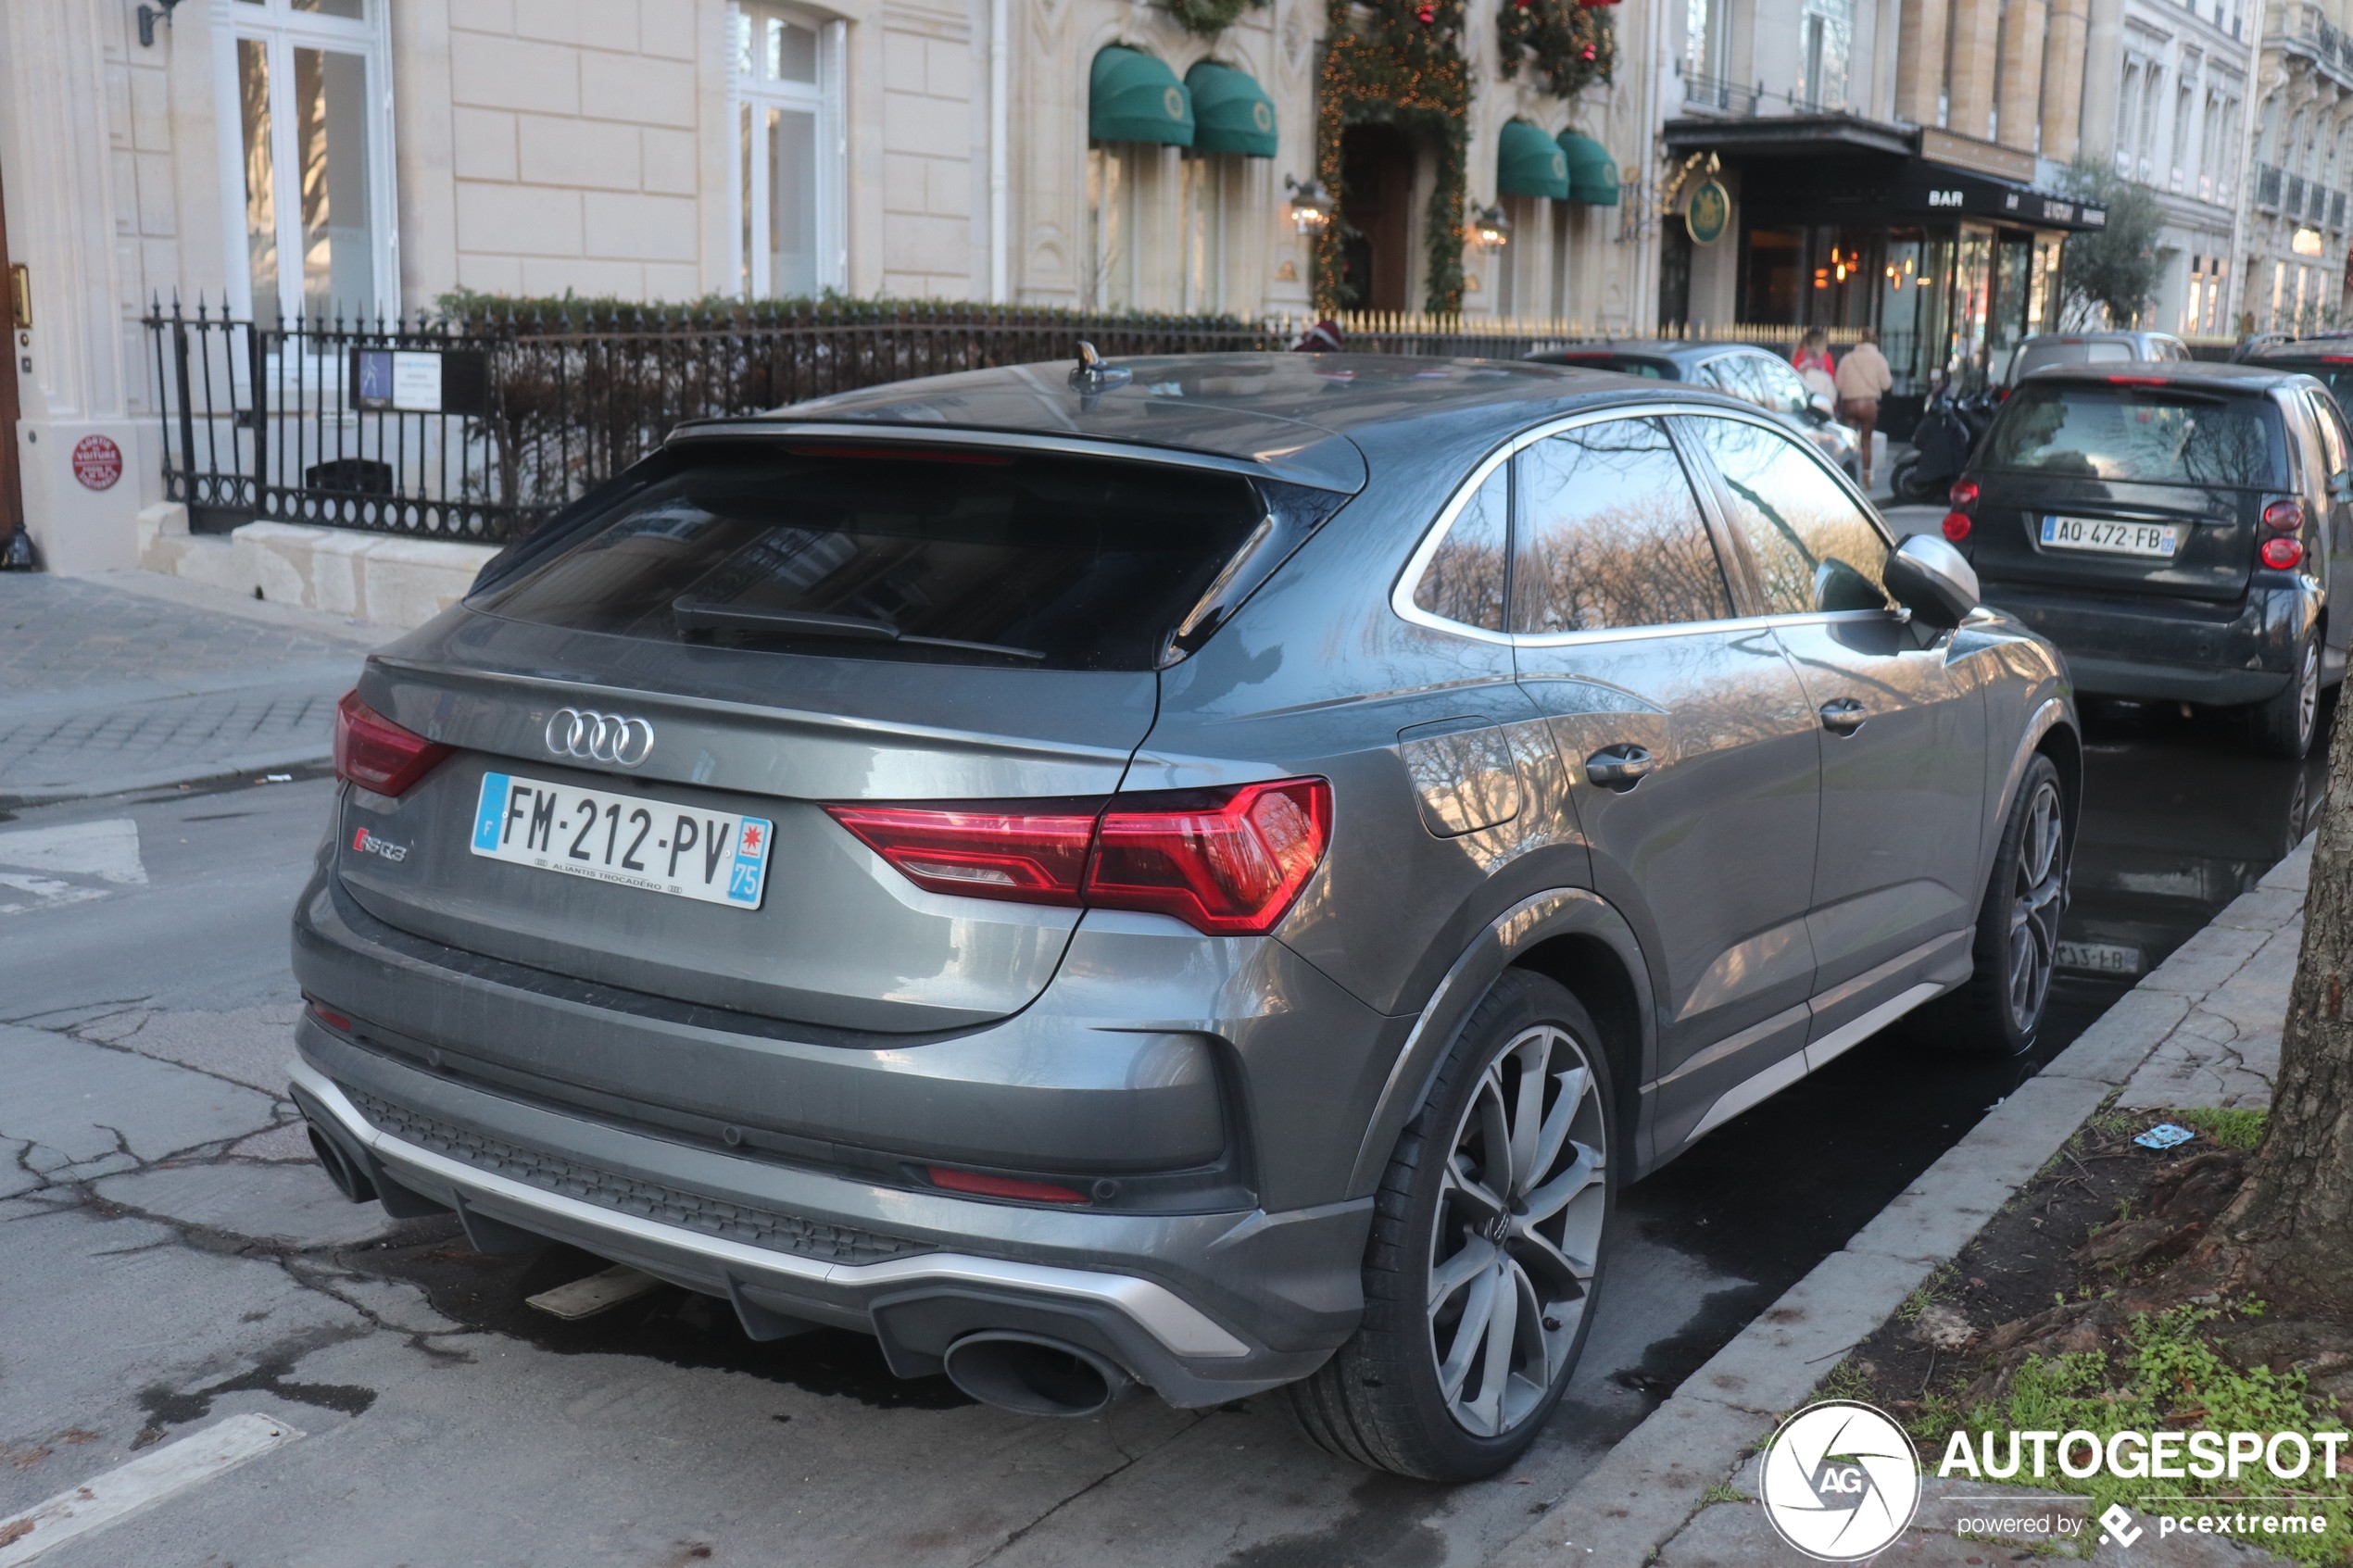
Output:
[1685, 416, 1891, 614]
[1542, 355, 1667, 378]
[1510, 419, 1733, 633]
[1982, 384, 2282, 487]
[1412, 465, 1509, 632]
[1741, 355, 1813, 415]
[473, 445, 1273, 670]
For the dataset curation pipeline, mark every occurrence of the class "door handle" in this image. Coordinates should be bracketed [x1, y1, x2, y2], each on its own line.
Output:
[1584, 745, 1657, 791]
[1819, 697, 1868, 734]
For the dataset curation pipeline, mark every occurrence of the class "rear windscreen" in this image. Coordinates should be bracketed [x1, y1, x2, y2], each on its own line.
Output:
[1981, 384, 2280, 487]
[2013, 341, 2131, 379]
[472, 444, 1269, 670]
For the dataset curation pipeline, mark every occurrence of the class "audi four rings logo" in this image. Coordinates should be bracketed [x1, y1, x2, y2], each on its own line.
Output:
[546, 708, 656, 767]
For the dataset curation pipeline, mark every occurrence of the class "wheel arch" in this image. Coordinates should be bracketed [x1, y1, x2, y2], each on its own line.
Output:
[1345, 889, 1658, 1198]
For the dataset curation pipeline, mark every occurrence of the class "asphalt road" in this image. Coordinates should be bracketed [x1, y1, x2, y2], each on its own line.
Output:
[0, 704, 2326, 1568]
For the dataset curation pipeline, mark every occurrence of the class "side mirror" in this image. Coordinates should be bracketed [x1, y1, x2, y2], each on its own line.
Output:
[1884, 534, 1980, 629]
[2330, 470, 2352, 504]
[1809, 390, 1837, 420]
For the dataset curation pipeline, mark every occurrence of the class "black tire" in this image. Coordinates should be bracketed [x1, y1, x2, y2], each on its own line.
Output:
[2248, 633, 2321, 760]
[1289, 972, 1616, 1480]
[1889, 455, 1933, 505]
[1923, 753, 2068, 1057]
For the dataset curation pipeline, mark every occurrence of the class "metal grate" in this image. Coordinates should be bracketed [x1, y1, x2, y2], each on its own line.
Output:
[346, 1086, 934, 1265]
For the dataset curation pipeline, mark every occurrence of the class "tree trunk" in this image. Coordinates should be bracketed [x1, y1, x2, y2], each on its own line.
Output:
[2220, 700, 2353, 1315]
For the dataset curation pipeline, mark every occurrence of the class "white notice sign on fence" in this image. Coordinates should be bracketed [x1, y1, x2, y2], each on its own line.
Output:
[389, 351, 444, 411]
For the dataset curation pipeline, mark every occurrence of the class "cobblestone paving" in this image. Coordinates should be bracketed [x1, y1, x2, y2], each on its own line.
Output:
[0, 574, 374, 802]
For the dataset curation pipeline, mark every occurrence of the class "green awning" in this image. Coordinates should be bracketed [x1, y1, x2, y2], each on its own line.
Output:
[1091, 46, 1193, 148]
[1498, 119, 1570, 200]
[1185, 61, 1277, 157]
[1559, 132, 1620, 206]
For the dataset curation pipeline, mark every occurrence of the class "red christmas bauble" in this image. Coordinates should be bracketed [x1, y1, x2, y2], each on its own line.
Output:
[1579, 42, 1596, 59]
[1415, 3, 1434, 21]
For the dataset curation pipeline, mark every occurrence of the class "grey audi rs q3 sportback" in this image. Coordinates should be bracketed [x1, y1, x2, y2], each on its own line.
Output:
[292, 353, 2078, 1481]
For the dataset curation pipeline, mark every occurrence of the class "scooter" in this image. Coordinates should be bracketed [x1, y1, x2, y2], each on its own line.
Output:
[1888, 376, 1995, 504]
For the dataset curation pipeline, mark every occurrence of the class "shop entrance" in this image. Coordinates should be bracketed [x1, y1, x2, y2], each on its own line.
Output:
[1338, 123, 1415, 312]
[0, 151, 21, 552]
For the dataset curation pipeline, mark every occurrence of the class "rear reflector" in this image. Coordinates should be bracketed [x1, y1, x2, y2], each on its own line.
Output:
[2261, 535, 2306, 571]
[1942, 512, 1973, 542]
[308, 1004, 354, 1034]
[827, 777, 1333, 936]
[333, 691, 453, 797]
[2263, 497, 2307, 533]
[927, 1166, 1088, 1204]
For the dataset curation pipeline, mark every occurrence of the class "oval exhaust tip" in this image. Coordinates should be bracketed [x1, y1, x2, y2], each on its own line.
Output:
[941, 1332, 1130, 1419]
[307, 1124, 376, 1205]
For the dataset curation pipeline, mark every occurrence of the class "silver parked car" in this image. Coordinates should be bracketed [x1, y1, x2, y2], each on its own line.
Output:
[2006, 330, 2191, 386]
[292, 354, 2077, 1481]
[1527, 340, 1864, 480]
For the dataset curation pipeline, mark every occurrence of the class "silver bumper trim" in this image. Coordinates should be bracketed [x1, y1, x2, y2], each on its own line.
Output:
[291, 1061, 1251, 1360]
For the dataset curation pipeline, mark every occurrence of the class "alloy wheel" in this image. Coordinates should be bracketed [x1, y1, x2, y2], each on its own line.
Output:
[2006, 778, 2065, 1032]
[1426, 1024, 1607, 1438]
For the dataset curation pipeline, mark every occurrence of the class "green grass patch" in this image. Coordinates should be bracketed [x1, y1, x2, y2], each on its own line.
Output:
[2171, 1107, 2270, 1149]
[1939, 1306, 2352, 1564]
[1815, 1357, 1877, 1404]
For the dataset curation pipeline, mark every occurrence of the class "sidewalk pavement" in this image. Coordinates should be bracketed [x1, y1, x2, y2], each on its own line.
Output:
[0, 571, 396, 806]
[1495, 838, 2313, 1568]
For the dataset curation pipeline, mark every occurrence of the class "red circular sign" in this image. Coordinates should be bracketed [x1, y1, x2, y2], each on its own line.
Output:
[71, 434, 122, 492]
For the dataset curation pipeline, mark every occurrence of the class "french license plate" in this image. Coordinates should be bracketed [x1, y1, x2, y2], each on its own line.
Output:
[2056, 939, 2143, 975]
[470, 771, 772, 909]
[2040, 515, 2180, 558]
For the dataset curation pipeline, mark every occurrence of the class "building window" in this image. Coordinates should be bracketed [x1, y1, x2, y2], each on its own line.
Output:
[1181, 153, 1261, 314]
[1801, 0, 1852, 112]
[733, 4, 846, 298]
[211, 0, 396, 327]
[1685, 0, 1729, 105]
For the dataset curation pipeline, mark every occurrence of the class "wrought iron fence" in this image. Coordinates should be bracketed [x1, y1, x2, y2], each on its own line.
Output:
[146, 300, 1885, 546]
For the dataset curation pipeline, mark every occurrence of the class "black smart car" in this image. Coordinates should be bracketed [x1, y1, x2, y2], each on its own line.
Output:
[1948, 361, 2351, 757]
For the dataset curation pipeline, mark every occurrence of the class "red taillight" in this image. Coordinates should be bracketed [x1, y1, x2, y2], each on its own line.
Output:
[1942, 512, 1973, 542]
[2263, 497, 2307, 532]
[333, 691, 453, 797]
[926, 1166, 1088, 1204]
[1089, 779, 1333, 936]
[824, 803, 1096, 906]
[826, 777, 1333, 937]
[2261, 535, 2306, 570]
[1948, 478, 1980, 508]
[2107, 374, 2171, 386]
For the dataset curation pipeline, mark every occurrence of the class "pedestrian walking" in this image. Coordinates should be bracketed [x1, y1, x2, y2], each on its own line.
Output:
[1833, 328, 1894, 489]
[1792, 328, 1838, 403]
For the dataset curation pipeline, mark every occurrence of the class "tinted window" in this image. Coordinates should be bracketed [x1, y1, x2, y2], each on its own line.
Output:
[1414, 464, 1509, 631]
[475, 445, 1267, 670]
[1510, 419, 1733, 633]
[1982, 383, 2281, 486]
[1687, 416, 1892, 613]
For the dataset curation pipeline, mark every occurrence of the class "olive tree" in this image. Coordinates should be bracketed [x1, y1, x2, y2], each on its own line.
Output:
[2056, 161, 2168, 329]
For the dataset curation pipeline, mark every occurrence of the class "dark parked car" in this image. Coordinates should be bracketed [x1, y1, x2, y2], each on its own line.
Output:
[1526, 341, 1862, 479]
[2234, 333, 2353, 398]
[292, 354, 2076, 1481]
[1946, 361, 2350, 757]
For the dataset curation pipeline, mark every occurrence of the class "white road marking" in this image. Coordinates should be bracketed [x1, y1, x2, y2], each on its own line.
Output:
[0, 1412, 305, 1567]
[0, 872, 109, 915]
[526, 1263, 664, 1320]
[0, 819, 148, 884]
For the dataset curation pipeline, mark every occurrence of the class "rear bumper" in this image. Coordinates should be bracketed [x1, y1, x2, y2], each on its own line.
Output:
[1978, 579, 2317, 705]
[292, 1029, 1368, 1405]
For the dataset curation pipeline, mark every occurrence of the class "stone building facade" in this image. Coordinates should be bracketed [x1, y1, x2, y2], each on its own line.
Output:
[0, 0, 1658, 573]
[2240, 0, 2353, 332]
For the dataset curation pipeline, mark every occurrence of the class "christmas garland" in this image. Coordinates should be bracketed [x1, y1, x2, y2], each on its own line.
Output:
[1165, 0, 1267, 40]
[1314, 0, 1470, 315]
[1495, 0, 1616, 98]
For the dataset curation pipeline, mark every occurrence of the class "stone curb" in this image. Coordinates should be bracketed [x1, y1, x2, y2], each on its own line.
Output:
[1488, 834, 2315, 1568]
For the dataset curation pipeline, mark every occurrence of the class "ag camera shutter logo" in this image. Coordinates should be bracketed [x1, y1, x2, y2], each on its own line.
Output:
[1761, 1400, 1922, 1561]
